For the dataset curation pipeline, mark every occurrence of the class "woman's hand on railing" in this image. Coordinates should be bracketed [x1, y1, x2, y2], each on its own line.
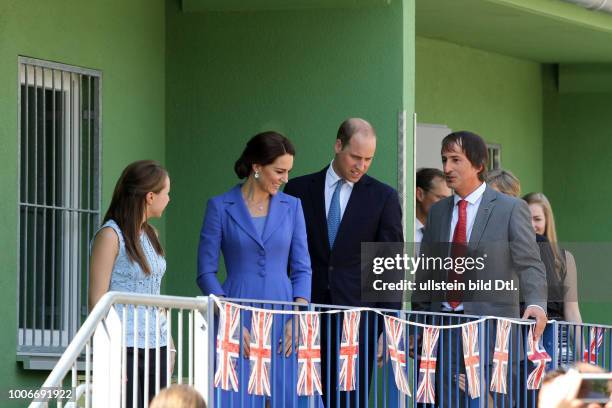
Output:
[242, 327, 251, 358]
[278, 317, 298, 357]
[276, 298, 308, 357]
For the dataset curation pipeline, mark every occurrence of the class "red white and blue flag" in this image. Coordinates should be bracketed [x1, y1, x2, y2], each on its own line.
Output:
[583, 327, 604, 365]
[416, 327, 440, 404]
[384, 315, 411, 396]
[248, 310, 273, 396]
[462, 322, 481, 399]
[490, 320, 511, 394]
[338, 310, 360, 392]
[214, 302, 240, 391]
[527, 326, 551, 390]
[297, 313, 323, 396]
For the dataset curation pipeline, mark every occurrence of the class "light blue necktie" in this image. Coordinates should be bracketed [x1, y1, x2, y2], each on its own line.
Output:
[327, 179, 344, 248]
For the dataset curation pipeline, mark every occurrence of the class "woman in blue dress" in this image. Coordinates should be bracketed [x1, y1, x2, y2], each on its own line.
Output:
[89, 160, 173, 408]
[197, 131, 322, 407]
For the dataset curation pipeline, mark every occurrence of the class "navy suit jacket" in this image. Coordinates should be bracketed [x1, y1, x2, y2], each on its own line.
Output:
[284, 167, 404, 308]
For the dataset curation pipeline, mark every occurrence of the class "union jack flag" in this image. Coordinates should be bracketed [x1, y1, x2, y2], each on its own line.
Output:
[248, 310, 273, 396]
[526, 326, 551, 390]
[583, 327, 604, 365]
[297, 313, 322, 396]
[461, 322, 481, 399]
[383, 315, 411, 396]
[214, 302, 240, 391]
[338, 310, 360, 392]
[490, 320, 511, 394]
[416, 327, 440, 404]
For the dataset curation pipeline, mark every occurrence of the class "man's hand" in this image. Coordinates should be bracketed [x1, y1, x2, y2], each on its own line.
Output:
[407, 334, 420, 359]
[522, 305, 547, 342]
[377, 332, 386, 368]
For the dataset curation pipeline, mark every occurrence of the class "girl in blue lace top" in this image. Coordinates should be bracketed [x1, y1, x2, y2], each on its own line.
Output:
[88, 160, 172, 408]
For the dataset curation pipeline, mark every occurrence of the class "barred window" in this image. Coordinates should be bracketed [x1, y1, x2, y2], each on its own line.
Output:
[487, 143, 501, 171]
[17, 57, 101, 369]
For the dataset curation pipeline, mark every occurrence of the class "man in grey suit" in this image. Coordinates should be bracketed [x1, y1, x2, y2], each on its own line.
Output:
[412, 131, 547, 406]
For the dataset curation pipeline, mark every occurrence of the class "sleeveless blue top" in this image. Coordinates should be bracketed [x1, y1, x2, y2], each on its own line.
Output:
[97, 220, 167, 348]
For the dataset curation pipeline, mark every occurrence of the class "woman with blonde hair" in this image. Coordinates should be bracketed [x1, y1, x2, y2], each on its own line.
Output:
[523, 192, 581, 323]
[524, 192, 582, 369]
[485, 168, 522, 198]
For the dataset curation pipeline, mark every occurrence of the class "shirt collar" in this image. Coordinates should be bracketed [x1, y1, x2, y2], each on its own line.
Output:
[415, 218, 425, 231]
[326, 161, 355, 188]
[453, 182, 486, 206]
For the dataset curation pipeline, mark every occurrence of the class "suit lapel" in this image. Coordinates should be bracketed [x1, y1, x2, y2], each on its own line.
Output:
[469, 186, 497, 250]
[224, 185, 264, 248]
[309, 168, 330, 249]
[262, 192, 290, 243]
[440, 197, 454, 244]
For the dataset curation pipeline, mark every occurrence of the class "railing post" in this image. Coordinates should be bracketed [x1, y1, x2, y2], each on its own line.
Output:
[479, 319, 485, 408]
[92, 306, 122, 407]
[551, 321, 559, 370]
[194, 296, 211, 407]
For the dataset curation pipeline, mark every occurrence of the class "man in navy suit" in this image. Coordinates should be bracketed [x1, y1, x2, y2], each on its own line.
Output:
[284, 117, 404, 407]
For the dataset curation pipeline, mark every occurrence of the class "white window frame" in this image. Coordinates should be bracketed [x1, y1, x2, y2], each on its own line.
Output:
[17, 57, 101, 368]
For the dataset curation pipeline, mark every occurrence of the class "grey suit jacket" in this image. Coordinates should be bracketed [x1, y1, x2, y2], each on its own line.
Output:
[412, 185, 547, 318]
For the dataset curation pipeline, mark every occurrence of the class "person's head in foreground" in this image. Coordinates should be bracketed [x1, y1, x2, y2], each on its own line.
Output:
[333, 118, 377, 184]
[150, 385, 206, 408]
[539, 362, 612, 408]
[441, 131, 488, 198]
[416, 167, 451, 222]
[485, 168, 521, 197]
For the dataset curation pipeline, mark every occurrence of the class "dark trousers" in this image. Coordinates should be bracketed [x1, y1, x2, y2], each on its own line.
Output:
[126, 346, 168, 408]
[320, 311, 380, 408]
[434, 321, 521, 408]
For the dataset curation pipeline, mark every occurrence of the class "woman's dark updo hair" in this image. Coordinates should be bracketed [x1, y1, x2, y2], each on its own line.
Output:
[234, 131, 296, 179]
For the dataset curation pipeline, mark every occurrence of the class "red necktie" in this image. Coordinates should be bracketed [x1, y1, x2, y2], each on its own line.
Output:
[448, 199, 467, 309]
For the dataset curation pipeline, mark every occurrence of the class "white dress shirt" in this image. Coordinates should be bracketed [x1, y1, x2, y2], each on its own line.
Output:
[415, 217, 425, 244]
[448, 182, 487, 242]
[442, 182, 545, 315]
[443, 182, 486, 311]
[325, 161, 354, 219]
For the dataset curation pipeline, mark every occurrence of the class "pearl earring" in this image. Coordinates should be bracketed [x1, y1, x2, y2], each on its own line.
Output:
[254, 170, 260, 180]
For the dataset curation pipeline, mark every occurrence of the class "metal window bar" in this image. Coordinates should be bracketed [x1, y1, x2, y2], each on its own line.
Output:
[17, 57, 101, 362]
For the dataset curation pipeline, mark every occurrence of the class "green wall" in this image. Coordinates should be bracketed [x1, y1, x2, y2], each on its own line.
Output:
[165, 0, 414, 297]
[415, 37, 543, 194]
[543, 65, 612, 324]
[0, 0, 166, 399]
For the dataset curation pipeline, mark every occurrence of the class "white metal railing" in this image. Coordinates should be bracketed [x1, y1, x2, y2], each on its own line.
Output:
[29, 291, 210, 408]
[31, 291, 612, 408]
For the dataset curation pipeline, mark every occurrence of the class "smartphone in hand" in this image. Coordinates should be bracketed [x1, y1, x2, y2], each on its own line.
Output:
[577, 373, 612, 404]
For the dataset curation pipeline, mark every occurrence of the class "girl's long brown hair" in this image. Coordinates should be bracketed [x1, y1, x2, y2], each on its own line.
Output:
[104, 160, 167, 274]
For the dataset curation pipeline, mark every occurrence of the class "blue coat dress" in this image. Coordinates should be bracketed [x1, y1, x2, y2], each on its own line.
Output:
[197, 185, 322, 407]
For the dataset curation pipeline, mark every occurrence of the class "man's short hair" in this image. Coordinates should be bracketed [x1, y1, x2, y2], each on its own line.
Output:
[336, 118, 375, 149]
[416, 168, 445, 191]
[441, 131, 488, 181]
